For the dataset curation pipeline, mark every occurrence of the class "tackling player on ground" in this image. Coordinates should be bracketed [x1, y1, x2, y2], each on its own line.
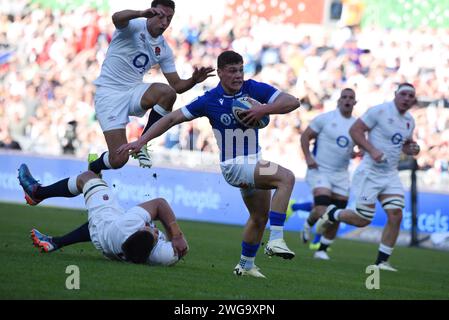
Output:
[18, 164, 188, 266]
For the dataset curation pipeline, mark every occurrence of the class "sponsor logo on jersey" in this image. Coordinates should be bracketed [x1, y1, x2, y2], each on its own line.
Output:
[336, 135, 350, 148]
[154, 46, 161, 56]
[133, 53, 150, 74]
[103, 194, 109, 201]
[219, 98, 224, 105]
[139, 33, 145, 43]
[220, 114, 232, 126]
[391, 133, 403, 145]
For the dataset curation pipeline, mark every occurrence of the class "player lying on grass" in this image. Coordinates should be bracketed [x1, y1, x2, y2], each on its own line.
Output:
[18, 164, 188, 266]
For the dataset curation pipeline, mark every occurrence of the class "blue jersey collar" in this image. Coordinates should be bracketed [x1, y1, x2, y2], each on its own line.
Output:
[217, 82, 244, 98]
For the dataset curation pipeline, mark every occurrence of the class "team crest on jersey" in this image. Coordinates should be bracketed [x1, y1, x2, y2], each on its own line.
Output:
[154, 46, 161, 56]
[103, 194, 109, 201]
[220, 114, 232, 126]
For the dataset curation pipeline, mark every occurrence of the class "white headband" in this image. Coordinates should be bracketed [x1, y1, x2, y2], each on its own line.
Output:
[397, 86, 416, 94]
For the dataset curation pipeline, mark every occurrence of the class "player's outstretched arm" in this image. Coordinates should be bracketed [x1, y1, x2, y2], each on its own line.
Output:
[116, 109, 188, 156]
[164, 67, 215, 94]
[112, 8, 166, 29]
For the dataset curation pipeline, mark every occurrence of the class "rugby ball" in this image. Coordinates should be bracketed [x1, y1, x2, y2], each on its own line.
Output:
[231, 97, 270, 129]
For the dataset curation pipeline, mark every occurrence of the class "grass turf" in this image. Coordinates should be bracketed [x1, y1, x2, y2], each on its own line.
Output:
[1, 202, 448, 300]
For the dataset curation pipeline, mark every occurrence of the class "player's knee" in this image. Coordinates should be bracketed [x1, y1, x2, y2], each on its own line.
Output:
[158, 85, 176, 109]
[109, 152, 129, 169]
[282, 169, 295, 190]
[81, 171, 98, 180]
[77, 171, 99, 189]
[355, 204, 375, 226]
[356, 218, 371, 228]
[251, 213, 268, 228]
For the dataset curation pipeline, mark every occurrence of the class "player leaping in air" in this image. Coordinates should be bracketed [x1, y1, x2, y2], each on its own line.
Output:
[88, 0, 214, 174]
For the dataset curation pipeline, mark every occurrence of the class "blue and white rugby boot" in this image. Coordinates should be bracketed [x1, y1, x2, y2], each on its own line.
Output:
[18, 164, 42, 206]
[30, 229, 58, 253]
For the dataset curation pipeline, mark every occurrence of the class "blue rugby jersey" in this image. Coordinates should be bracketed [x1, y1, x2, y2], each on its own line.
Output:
[181, 79, 280, 162]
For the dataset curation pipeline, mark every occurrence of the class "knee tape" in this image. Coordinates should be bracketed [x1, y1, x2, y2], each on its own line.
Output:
[355, 204, 375, 221]
[83, 178, 109, 202]
[314, 195, 332, 207]
[381, 197, 405, 210]
[332, 199, 348, 209]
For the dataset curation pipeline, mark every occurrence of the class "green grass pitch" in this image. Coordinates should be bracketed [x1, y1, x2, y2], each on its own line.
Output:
[1, 202, 448, 300]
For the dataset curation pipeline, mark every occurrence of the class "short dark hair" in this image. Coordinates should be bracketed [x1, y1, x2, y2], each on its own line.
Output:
[151, 0, 175, 11]
[341, 87, 355, 93]
[217, 51, 243, 69]
[121, 230, 155, 264]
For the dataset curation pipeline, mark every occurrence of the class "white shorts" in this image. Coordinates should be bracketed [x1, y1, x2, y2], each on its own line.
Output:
[220, 154, 259, 197]
[352, 167, 404, 206]
[305, 167, 350, 197]
[85, 186, 125, 253]
[94, 83, 152, 132]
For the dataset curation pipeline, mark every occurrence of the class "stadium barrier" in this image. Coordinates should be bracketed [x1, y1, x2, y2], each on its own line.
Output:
[1, 152, 448, 250]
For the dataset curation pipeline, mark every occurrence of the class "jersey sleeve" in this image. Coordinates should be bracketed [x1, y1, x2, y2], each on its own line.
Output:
[181, 95, 207, 120]
[309, 113, 326, 134]
[360, 105, 380, 129]
[247, 79, 280, 104]
[128, 206, 152, 225]
[115, 18, 143, 36]
[159, 42, 177, 74]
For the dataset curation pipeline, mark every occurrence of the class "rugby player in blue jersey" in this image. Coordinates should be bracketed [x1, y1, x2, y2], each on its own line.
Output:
[117, 51, 301, 278]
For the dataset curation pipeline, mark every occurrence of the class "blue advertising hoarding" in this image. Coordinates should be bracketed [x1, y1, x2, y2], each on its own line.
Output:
[1, 152, 448, 244]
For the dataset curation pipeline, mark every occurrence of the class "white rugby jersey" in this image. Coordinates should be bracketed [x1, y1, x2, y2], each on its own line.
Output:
[360, 101, 415, 172]
[100, 207, 177, 266]
[93, 18, 176, 89]
[309, 109, 356, 171]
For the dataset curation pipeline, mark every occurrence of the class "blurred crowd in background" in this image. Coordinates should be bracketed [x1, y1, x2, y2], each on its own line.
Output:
[1, 0, 448, 186]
